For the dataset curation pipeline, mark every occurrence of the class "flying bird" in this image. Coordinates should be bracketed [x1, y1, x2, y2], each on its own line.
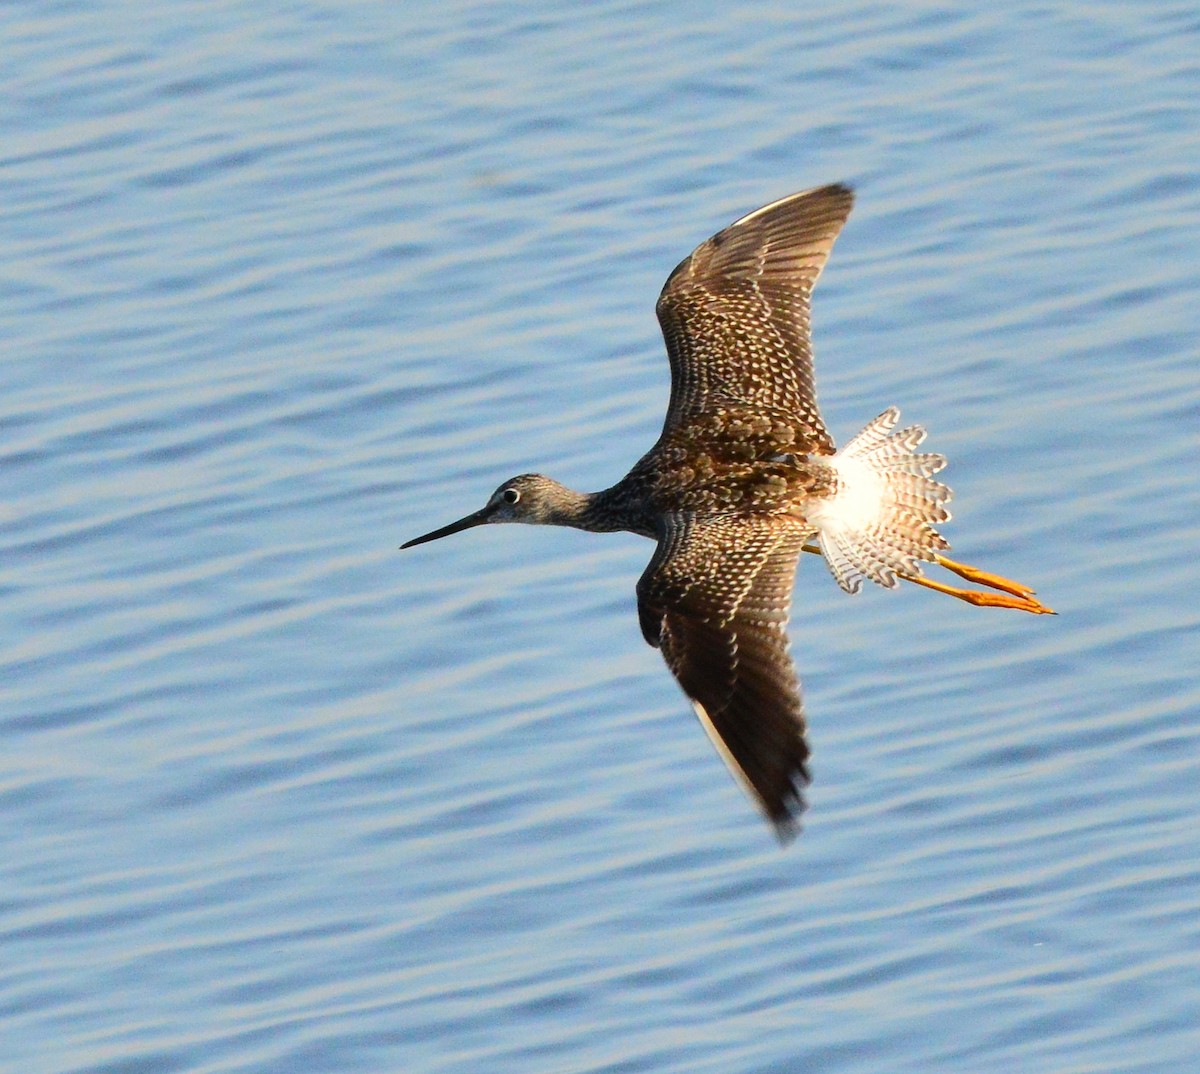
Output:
[402, 184, 1052, 840]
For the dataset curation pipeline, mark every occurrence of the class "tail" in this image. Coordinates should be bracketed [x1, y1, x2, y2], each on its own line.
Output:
[809, 408, 952, 593]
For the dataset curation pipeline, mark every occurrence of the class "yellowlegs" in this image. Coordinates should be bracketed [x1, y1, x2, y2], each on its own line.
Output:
[402, 184, 1052, 840]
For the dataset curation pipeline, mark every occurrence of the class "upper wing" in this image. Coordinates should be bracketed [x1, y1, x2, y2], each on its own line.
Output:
[655, 183, 854, 455]
[636, 514, 811, 840]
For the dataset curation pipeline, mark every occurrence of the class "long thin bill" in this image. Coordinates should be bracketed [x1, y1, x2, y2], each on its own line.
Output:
[400, 507, 491, 549]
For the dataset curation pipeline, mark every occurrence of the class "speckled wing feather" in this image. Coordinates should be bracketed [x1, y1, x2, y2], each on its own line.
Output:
[655, 183, 855, 456]
[636, 515, 811, 839]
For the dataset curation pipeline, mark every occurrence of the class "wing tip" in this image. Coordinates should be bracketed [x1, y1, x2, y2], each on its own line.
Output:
[689, 698, 811, 843]
[770, 809, 805, 845]
[728, 180, 856, 231]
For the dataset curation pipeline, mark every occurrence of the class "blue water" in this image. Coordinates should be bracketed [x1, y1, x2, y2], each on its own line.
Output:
[4, 2, 1199, 1071]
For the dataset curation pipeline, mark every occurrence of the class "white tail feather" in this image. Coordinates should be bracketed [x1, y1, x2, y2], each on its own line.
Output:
[809, 408, 952, 594]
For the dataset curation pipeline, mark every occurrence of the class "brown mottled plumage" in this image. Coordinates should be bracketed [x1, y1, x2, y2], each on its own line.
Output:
[402, 184, 1052, 841]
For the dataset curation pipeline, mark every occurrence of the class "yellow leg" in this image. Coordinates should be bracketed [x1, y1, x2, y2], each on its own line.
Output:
[896, 571, 1055, 614]
[801, 544, 1055, 615]
[931, 553, 1038, 600]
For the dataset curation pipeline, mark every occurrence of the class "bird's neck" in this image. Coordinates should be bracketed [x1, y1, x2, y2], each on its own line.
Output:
[542, 485, 596, 530]
[568, 483, 656, 538]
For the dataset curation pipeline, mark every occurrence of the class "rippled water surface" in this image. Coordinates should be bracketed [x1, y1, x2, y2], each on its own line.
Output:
[5, 2, 1199, 1071]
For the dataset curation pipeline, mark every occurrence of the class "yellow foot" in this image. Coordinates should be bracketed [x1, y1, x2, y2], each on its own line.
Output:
[932, 554, 1038, 600]
[902, 573, 1056, 615]
[800, 543, 1055, 615]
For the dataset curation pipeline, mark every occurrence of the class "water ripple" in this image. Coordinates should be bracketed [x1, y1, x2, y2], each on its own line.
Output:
[3, 2, 1199, 1072]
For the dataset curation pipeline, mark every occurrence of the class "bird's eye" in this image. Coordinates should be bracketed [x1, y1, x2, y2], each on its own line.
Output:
[502, 488, 520, 504]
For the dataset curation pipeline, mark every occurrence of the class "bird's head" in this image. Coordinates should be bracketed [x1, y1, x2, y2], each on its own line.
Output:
[401, 474, 581, 548]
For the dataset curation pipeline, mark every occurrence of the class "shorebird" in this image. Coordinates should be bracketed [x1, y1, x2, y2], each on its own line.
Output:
[402, 184, 1052, 840]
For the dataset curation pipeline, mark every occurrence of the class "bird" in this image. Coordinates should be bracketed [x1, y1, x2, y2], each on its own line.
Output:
[402, 183, 1053, 841]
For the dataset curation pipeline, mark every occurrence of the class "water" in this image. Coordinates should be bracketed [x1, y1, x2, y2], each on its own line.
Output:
[4, 2, 1199, 1071]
